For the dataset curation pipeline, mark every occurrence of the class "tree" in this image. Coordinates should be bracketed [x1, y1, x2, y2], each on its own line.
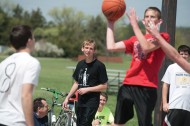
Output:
[85, 15, 107, 56]
[49, 7, 87, 57]
[29, 8, 46, 29]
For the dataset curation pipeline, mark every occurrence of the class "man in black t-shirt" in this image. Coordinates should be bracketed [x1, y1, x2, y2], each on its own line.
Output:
[63, 39, 108, 126]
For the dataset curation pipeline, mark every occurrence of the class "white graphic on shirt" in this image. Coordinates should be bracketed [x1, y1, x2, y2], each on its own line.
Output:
[175, 72, 190, 86]
[0, 63, 16, 92]
[78, 68, 89, 87]
[133, 38, 156, 61]
[83, 68, 87, 86]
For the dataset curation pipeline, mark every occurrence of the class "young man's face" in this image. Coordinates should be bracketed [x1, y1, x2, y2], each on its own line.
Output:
[143, 9, 162, 28]
[81, 43, 95, 58]
[179, 51, 190, 61]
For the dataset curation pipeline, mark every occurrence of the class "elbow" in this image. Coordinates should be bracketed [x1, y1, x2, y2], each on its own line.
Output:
[107, 47, 114, 51]
[103, 83, 108, 90]
[107, 46, 118, 52]
[106, 44, 114, 51]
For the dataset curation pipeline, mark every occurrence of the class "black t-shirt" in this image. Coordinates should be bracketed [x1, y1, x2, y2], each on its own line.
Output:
[73, 59, 108, 107]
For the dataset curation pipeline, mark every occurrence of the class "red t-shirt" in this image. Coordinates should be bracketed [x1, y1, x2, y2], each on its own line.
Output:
[122, 33, 170, 88]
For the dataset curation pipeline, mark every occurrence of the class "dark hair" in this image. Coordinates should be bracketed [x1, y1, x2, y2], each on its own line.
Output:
[33, 97, 46, 112]
[178, 45, 190, 55]
[100, 92, 108, 101]
[10, 25, 33, 50]
[144, 7, 161, 19]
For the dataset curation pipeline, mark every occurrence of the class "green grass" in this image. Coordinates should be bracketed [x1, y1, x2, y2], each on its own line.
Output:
[0, 55, 139, 125]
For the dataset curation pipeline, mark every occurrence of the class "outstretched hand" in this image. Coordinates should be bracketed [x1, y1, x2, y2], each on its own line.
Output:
[145, 21, 160, 37]
[126, 8, 139, 27]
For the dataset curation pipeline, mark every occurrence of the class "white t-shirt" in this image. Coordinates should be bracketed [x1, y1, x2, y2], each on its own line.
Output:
[0, 52, 41, 126]
[162, 63, 190, 112]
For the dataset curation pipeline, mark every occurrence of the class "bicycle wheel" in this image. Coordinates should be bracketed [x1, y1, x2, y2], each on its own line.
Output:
[56, 112, 71, 126]
[48, 109, 52, 126]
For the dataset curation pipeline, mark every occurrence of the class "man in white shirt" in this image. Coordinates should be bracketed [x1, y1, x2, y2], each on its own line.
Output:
[162, 45, 190, 126]
[0, 25, 41, 126]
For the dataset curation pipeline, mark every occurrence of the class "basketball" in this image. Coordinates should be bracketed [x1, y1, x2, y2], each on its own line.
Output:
[102, 0, 126, 21]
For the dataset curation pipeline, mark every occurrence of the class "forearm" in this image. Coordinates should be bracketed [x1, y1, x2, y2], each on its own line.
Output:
[22, 84, 34, 126]
[106, 22, 116, 50]
[132, 24, 151, 53]
[66, 82, 78, 99]
[89, 83, 108, 92]
[155, 33, 190, 73]
[162, 83, 169, 105]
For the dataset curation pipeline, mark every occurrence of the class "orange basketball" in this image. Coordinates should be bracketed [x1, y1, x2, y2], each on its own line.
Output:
[102, 0, 126, 21]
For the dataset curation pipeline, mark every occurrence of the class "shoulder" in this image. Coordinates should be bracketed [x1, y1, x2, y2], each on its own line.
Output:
[160, 32, 170, 42]
[28, 56, 41, 68]
[76, 59, 85, 66]
[95, 59, 106, 67]
[168, 63, 177, 68]
[103, 106, 112, 112]
[123, 36, 137, 43]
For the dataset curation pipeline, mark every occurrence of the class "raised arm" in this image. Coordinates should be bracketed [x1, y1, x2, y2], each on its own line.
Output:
[106, 21, 126, 52]
[146, 23, 190, 73]
[127, 8, 161, 54]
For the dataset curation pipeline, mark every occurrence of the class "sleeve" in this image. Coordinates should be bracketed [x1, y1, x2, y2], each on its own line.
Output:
[23, 59, 41, 86]
[161, 33, 170, 43]
[123, 36, 136, 54]
[72, 62, 80, 82]
[98, 63, 108, 84]
[161, 65, 171, 85]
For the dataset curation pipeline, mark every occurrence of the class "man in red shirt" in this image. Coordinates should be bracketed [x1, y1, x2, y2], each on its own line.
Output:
[106, 7, 170, 126]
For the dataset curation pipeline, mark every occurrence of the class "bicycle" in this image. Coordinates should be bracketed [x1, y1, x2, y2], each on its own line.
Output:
[41, 87, 77, 126]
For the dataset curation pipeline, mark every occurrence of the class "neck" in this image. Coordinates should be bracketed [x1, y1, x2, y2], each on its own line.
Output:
[36, 113, 43, 118]
[98, 106, 103, 112]
[17, 48, 31, 53]
[85, 56, 95, 63]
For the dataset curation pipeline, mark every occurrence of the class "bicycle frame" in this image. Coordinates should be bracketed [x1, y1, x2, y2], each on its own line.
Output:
[41, 87, 77, 126]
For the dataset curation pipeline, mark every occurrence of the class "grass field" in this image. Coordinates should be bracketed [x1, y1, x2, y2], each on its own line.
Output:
[0, 55, 140, 126]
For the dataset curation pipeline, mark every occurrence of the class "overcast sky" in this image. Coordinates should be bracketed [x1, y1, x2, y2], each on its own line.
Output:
[9, 0, 190, 27]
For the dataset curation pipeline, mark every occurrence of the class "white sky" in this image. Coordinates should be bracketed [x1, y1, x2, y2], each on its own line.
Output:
[8, 0, 190, 27]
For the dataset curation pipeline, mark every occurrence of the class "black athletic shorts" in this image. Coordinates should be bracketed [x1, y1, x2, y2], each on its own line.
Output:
[114, 85, 157, 126]
[76, 106, 98, 126]
[164, 109, 190, 126]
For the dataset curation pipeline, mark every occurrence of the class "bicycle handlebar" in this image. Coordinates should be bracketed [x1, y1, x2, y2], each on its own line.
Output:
[41, 87, 67, 98]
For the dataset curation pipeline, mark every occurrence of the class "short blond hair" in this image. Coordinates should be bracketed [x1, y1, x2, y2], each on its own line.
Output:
[82, 39, 96, 50]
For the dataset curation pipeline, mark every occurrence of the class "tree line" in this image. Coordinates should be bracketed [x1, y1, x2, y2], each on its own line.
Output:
[0, 1, 189, 58]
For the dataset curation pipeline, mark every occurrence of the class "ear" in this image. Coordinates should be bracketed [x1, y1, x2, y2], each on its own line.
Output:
[158, 19, 163, 25]
[26, 38, 32, 47]
[81, 47, 84, 52]
[142, 19, 145, 25]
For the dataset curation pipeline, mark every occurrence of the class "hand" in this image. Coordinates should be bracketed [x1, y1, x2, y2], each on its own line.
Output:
[163, 103, 169, 112]
[145, 21, 160, 37]
[126, 8, 139, 27]
[77, 88, 89, 95]
[62, 98, 69, 109]
[92, 119, 100, 126]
